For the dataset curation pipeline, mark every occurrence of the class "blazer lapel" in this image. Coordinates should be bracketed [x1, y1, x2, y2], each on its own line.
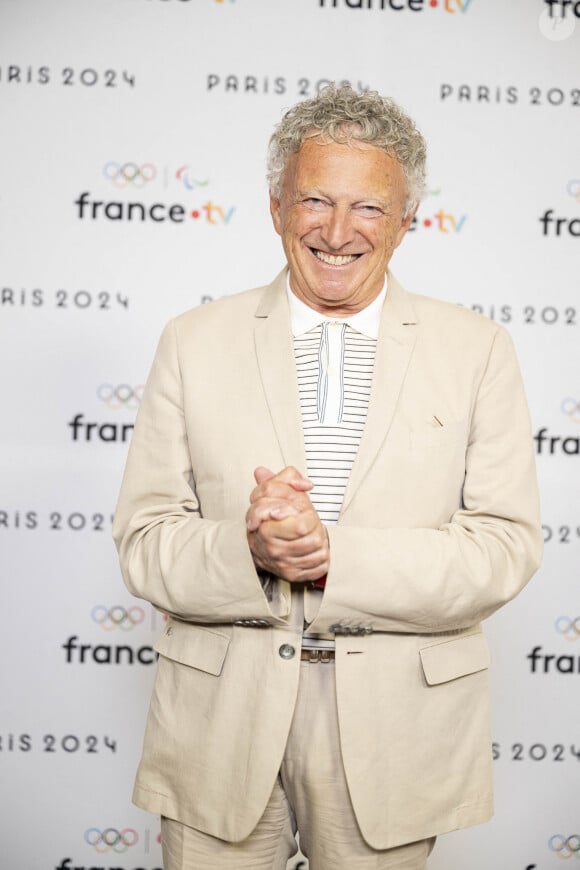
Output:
[253, 269, 308, 477]
[340, 272, 418, 516]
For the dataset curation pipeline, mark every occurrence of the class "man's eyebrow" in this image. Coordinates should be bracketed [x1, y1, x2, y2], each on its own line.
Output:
[296, 189, 329, 198]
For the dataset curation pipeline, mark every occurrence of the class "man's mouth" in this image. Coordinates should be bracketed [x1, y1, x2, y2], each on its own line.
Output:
[310, 248, 360, 266]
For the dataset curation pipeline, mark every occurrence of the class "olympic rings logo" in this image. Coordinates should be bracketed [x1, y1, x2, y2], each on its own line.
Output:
[555, 617, 580, 641]
[549, 835, 580, 859]
[567, 179, 580, 203]
[562, 398, 580, 424]
[84, 828, 139, 853]
[103, 162, 156, 188]
[97, 383, 144, 410]
[91, 605, 145, 631]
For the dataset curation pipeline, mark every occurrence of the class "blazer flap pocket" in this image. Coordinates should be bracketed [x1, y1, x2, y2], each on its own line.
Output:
[420, 633, 489, 686]
[154, 621, 230, 676]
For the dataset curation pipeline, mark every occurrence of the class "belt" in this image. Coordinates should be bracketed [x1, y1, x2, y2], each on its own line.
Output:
[300, 648, 335, 663]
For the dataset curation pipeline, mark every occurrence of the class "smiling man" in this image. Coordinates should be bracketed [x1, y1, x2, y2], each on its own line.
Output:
[270, 136, 413, 315]
[114, 85, 542, 870]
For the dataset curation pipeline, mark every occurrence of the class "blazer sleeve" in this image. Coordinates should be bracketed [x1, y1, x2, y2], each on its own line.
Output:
[112, 319, 288, 624]
[308, 325, 543, 636]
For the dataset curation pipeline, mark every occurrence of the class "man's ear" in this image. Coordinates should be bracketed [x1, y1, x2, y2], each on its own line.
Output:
[395, 203, 418, 249]
[269, 194, 282, 236]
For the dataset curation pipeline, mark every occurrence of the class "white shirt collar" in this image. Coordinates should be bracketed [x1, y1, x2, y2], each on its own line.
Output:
[286, 274, 387, 339]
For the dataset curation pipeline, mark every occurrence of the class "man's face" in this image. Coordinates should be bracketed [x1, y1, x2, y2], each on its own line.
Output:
[270, 135, 415, 316]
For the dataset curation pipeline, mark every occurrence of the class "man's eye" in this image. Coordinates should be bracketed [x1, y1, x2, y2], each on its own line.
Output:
[358, 205, 382, 216]
[304, 198, 327, 208]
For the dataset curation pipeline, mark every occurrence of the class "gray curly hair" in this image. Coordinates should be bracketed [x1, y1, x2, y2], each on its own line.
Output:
[267, 84, 427, 217]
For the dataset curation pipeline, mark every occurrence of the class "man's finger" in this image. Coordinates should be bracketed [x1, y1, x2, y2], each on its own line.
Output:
[288, 478, 313, 492]
[254, 466, 276, 485]
[275, 466, 313, 491]
[253, 465, 312, 491]
[256, 512, 320, 542]
[246, 500, 300, 532]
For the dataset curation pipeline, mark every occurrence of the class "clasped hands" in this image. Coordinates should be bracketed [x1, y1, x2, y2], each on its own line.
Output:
[246, 466, 329, 583]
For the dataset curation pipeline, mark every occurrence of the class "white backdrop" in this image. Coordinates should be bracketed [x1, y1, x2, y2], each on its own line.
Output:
[1, 1, 578, 868]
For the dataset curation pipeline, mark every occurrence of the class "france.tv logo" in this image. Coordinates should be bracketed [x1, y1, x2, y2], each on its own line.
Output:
[409, 191, 467, 234]
[75, 191, 236, 225]
[79, 160, 236, 225]
[318, 0, 473, 13]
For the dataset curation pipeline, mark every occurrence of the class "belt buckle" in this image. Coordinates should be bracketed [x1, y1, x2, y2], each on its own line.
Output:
[304, 648, 333, 663]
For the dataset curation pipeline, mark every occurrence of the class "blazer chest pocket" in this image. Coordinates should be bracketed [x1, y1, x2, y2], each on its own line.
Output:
[419, 632, 489, 686]
[154, 621, 230, 676]
[410, 420, 467, 450]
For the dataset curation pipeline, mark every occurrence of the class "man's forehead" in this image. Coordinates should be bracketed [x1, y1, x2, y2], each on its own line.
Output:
[286, 138, 406, 192]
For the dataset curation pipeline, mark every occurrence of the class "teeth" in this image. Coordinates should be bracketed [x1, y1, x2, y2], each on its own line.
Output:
[313, 249, 358, 266]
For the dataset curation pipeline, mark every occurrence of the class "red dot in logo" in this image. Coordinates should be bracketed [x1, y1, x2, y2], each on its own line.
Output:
[423, 218, 432, 227]
[430, 0, 438, 6]
[191, 210, 200, 219]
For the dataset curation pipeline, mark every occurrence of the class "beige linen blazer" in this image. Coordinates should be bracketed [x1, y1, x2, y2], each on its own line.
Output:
[113, 269, 542, 850]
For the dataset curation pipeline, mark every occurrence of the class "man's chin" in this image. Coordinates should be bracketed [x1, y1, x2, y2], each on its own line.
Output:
[304, 281, 364, 312]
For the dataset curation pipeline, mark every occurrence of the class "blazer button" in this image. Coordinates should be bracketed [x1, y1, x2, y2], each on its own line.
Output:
[278, 643, 296, 660]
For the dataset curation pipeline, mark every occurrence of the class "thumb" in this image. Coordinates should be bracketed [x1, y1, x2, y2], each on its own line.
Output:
[254, 466, 275, 484]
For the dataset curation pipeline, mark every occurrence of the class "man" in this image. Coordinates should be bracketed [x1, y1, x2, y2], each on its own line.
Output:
[113, 85, 542, 870]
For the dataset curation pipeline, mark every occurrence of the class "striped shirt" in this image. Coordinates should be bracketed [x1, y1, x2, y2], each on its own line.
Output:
[293, 322, 377, 523]
[288, 282, 385, 525]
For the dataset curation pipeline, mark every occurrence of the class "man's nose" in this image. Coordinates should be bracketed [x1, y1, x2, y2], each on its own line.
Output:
[320, 206, 356, 250]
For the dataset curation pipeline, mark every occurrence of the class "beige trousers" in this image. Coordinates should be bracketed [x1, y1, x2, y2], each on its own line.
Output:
[161, 660, 436, 870]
